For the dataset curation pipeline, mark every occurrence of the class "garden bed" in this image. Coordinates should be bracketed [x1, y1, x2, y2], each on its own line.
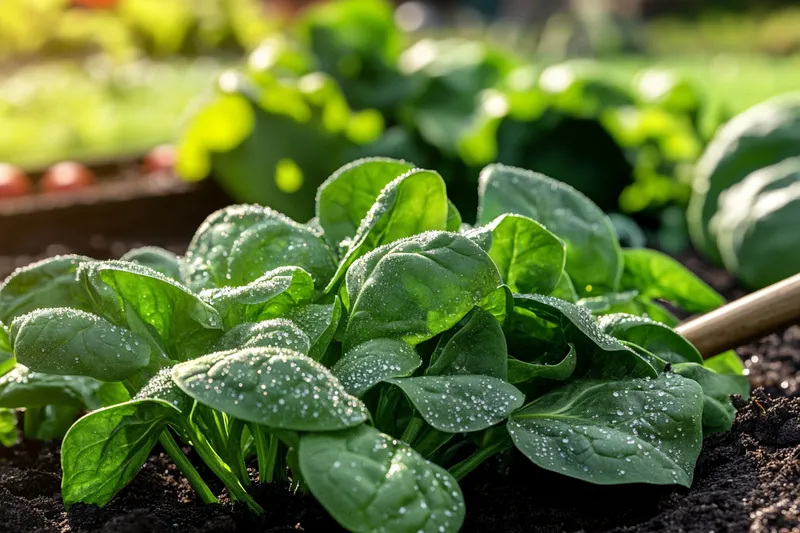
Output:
[0, 168, 232, 280]
[0, 250, 798, 533]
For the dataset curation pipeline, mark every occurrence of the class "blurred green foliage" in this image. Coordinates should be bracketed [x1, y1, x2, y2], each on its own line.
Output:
[0, 0, 279, 62]
[178, 0, 713, 225]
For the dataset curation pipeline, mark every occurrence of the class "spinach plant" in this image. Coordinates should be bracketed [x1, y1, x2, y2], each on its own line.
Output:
[0, 159, 747, 533]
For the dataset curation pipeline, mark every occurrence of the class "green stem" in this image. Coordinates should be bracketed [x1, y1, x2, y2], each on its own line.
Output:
[413, 427, 455, 459]
[448, 437, 513, 481]
[23, 407, 43, 438]
[250, 424, 278, 484]
[374, 388, 401, 434]
[400, 416, 425, 445]
[159, 431, 217, 505]
[226, 418, 250, 486]
[188, 426, 264, 514]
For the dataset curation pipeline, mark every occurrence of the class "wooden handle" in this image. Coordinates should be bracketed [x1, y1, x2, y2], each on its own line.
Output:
[675, 272, 800, 358]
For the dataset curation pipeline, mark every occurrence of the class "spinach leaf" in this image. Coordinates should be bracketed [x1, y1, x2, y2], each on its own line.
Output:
[508, 373, 704, 487]
[202, 266, 315, 329]
[12, 308, 150, 382]
[325, 169, 450, 293]
[507, 343, 577, 383]
[550, 273, 578, 302]
[513, 294, 657, 379]
[0, 365, 105, 408]
[0, 322, 13, 377]
[598, 314, 703, 365]
[344, 232, 502, 349]
[214, 319, 312, 354]
[120, 247, 183, 281]
[446, 200, 462, 232]
[0, 255, 95, 323]
[478, 164, 622, 295]
[672, 363, 750, 434]
[620, 249, 723, 314]
[285, 299, 343, 361]
[299, 424, 465, 533]
[427, 307, 507, 380]
[79, 261, 224, 361]
[183, 204, 336, 291]
[386, 376, 524, 433]
[333, 338, 421, 397]
[703, 350, 745, 375]
[172, 347, 368, 431]
[61, 399, 179, 508]
[316, 157, 415, 247]
[479, 214, 565, 295]
[226, 213, 337, 290]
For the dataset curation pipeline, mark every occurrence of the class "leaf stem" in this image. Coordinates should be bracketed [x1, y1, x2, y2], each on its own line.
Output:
[158, 431, 217, 505]
[226, 418, 250, 486]
[22, 407, 43, 438]
[250, 424, 279, 484]
[186, 425, 264, 514]
[400, 416, 425, 445]
[413, 427, 455, 459]
[448, 436, 513, 481]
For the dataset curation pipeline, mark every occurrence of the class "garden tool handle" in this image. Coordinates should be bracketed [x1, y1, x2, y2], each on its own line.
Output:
[675, 272, 800, 359]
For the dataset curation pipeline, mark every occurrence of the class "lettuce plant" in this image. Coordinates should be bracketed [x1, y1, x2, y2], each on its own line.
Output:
[0, 159, 747, 532]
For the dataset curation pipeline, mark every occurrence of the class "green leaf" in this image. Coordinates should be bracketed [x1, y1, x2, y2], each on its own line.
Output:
[478, 284, 513, 326]
[333, 339, 421, 397]
[61, 399, 177, 508]
[79, 261, 224, 361]
[513, 294, 657, 379]
[284, 299, 343, 361]
[0, 255, 95, 324]
[120, 247, 183, 281]
[550, 272, 578, 303]
[672, 363, 750, 434]
[344, 232, 502, 349]
[28, 404, 82, 442]
[134, 368, 194, 414]
[325, 169, 450, 293]
[0, 366, 100, 408]
[0, 322, 13, 377]
[12, 308, 150, 382]
[427, 307, 507, 380]
[386, 376, 524, 433]
[507, 343, 577, 383]
[478, 164, 622, 295]
[182, 204, 336, 291]
[226, 211, 337, 290]
[299, 424, 465, 533]
[703, 350, 745, 375]
[480, 214, 566, 295]
[508, 373, 704, 487]
[598, 314, 703, 365]
[316, 157, 415, 247]
[620, 249, 723, 313]
[202, 266, 315, 329]
[0, 408, 17, 447]
[172, 347, 368, 431]
[446, 200, 462, 232]
[214, 319, 312, 354]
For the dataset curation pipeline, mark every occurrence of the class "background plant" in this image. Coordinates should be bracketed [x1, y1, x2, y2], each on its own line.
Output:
[0, 158, 747, 532]
[177, 0, 716, 235]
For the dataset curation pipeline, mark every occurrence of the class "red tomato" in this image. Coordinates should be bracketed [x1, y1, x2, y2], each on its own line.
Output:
[142, 144, 176, 174]
[40, 162, 95, 194]
[0, 163, 32, 198]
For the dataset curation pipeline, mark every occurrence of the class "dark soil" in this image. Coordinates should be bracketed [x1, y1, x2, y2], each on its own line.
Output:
[1, 232, 798, 531]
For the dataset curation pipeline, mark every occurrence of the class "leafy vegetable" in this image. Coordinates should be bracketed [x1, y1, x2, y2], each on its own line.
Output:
[0, 159, 741, 533]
